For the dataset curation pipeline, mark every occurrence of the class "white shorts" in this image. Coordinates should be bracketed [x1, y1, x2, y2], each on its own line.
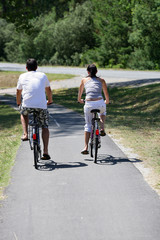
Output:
[84, 99, 106, 132]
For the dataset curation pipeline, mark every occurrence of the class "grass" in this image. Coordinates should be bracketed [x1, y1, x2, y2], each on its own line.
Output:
[107, 85, 160, 184]
[0, 71, 75, 89]
[0, 104, 22, 199]
[53, 84, 160, 192]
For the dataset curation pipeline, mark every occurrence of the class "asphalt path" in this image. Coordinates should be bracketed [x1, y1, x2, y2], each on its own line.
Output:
[0, 96, 160, 239]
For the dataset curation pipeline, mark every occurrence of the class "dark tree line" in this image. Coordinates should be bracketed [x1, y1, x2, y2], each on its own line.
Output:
[0, 0, 160, 70]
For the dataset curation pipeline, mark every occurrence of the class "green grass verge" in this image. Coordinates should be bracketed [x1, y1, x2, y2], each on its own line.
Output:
[107, 84, 160, 171]
[0, 104, 22, 199]
[0, 71, 75, 89]
[53, 84, 160, 191]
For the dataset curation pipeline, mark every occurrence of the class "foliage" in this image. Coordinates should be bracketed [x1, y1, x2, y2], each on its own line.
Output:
[128, 0, 160, 69]
[82, 0, 133, 68]
[1, 0, 160, 69]
[0, 0, 86, 28]
[50, 1, 95, 65]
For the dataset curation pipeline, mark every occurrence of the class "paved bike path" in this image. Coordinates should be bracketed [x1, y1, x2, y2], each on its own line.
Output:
[0, 101, 160, 240]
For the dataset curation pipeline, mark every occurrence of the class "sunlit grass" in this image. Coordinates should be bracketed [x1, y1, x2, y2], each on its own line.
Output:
[0, 71, 75, 89]
[0, 104, 22, 199]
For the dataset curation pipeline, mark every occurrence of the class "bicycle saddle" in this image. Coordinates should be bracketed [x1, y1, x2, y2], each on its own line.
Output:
[91, 109, 100, 113]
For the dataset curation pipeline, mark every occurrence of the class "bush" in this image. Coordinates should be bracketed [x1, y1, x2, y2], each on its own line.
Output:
[127, 48, 154, 70]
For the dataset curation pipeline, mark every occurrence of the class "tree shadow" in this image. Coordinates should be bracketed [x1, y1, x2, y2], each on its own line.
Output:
[84, 154, 142, 165]
[37, 159, 88, 171]
[108, 78, 160, 88]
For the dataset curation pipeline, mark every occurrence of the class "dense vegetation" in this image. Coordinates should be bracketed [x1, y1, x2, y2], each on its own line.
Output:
[1, 0, 160, 70]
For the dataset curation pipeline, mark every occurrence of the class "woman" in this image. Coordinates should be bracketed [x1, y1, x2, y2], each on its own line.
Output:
[78, 64, 109, 154]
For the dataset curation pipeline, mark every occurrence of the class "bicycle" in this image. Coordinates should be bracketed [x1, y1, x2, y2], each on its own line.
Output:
[89, 109, 101, 163]
[28, 109, 42, 169]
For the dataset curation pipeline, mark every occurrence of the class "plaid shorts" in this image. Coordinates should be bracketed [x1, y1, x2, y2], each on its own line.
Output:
[19, 106, 49, 128]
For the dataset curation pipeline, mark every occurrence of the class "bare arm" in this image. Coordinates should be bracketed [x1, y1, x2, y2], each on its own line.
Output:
[45, 86, 53, 105]
[16, 89, 22, 105]
[78, 79, 85, 103]
[102, 79, 109, 104]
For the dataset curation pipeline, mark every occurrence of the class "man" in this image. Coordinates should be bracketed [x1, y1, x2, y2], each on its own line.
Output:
[16, 58, 53, 160]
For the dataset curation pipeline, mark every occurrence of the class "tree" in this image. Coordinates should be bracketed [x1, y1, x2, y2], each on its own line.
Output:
[128, 0, 160, 69]
[0, 0, 88, 29]
[81, 0, 133, 67]
[50, 1, 95, 65]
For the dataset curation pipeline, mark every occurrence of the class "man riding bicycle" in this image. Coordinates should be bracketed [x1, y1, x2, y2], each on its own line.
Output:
[16, 58, 53, 160]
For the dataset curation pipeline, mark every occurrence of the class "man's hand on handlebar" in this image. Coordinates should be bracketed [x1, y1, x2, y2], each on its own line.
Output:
[78, 99, 85, 104]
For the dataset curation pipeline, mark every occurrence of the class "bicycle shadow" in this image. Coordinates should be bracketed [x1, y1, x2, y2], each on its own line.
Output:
[85, 154, 142, 165]
[37, 160, 88, 171]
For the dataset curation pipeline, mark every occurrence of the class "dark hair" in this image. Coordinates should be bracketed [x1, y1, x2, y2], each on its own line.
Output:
[87, 64, 97, 77]
[26, 58, 37, 71]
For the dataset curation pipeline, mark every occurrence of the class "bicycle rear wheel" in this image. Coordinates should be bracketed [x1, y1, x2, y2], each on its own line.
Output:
[34, 143, 38, 169]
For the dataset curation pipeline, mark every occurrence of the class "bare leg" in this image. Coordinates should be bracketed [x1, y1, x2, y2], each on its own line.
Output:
[84, 131, 90, 151]
[100, 115, 106, 130]
[21, 114, 28, 138]
[42, 128, 49, 155]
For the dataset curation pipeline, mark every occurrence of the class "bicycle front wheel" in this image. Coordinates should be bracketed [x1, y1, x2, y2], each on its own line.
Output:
[34, 143, 38, 169]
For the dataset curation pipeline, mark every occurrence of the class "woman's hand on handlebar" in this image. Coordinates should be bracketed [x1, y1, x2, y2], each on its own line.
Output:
[47, 100, 53, 105]
[105, 99, 110, 104]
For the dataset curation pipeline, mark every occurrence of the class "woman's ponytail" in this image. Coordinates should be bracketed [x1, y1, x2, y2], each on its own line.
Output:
[87, 64, 97, 77]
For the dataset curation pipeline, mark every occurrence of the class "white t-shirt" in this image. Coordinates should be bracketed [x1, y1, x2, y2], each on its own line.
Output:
[17, 71, 50, 109]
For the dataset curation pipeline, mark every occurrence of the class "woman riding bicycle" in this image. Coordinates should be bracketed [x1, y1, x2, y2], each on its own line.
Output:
[78, 64, 109, 154]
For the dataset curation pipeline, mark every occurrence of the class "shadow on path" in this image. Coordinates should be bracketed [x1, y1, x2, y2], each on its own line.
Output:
[84, 154, 142, 165]
[37, 160, 88, 171]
